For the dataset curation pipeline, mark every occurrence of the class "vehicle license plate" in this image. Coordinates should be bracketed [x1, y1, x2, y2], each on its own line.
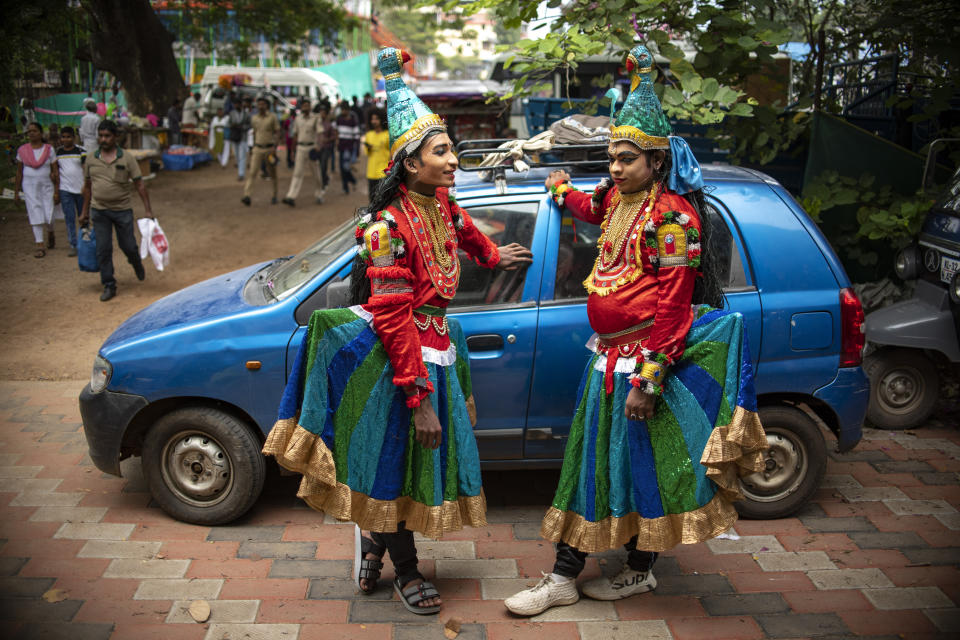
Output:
[942, 256, 960, 284]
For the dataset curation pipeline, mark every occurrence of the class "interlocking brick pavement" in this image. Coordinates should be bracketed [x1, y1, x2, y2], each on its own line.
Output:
[0, 380, 958, 639]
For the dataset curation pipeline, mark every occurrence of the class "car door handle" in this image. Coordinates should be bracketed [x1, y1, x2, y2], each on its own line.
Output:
[467, 334, 504, 351]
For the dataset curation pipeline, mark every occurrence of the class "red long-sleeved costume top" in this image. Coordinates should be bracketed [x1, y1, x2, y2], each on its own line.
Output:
[559, 182, 702, 393]
[358, 185, 500, 391]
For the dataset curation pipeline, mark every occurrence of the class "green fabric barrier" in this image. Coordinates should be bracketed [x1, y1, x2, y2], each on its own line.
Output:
[804, 111, 924, 195]
[312, 54, 373, 103]
[19, 92, 129, 128]
[804, 112, 927, 281]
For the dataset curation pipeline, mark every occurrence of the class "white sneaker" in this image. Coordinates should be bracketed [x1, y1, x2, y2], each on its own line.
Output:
[581, 565, 657, 600]
[503, 573, 579, 616]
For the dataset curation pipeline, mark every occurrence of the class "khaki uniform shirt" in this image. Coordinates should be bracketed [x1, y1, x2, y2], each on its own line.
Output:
[83, 147, 141, 211]
[292, 113, 321, 144]
[250, 111, 280, 146]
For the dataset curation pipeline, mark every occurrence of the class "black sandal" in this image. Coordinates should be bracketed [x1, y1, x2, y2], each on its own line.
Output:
[394, 575, 441, 615]
[353, 525, 385, 595]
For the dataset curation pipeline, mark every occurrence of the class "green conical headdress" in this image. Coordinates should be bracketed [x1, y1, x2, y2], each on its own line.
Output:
[377, 47, 446, 160]
[610, 45, 671, 150]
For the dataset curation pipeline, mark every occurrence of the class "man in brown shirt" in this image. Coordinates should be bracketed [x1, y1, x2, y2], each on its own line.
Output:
[79, 120, 153, 302]
[281, 98, 324, 207]
[242, 96, 281, 206]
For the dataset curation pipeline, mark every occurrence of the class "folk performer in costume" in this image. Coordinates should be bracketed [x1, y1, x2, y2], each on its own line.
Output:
[505, 45, 768, 616]
[263, 47, 532, 615]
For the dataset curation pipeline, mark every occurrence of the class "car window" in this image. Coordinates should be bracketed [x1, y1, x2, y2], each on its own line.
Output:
[552, 201, 747, 300]
[448, 201, 539, 308]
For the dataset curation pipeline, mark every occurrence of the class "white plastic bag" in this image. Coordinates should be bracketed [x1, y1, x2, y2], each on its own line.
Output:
[137, 217, 170, 272]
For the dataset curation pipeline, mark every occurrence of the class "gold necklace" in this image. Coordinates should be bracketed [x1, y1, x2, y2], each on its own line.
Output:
[600, 189, 648, 265]
[407, 190, 453, 270]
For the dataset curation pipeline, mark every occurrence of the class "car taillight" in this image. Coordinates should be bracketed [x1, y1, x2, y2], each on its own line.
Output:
[839, 287, 865, 367]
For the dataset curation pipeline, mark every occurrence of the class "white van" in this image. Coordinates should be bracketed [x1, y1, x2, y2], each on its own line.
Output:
[199, 66, 341, 109]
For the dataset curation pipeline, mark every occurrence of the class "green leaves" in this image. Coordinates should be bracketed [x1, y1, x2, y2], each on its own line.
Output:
[801, 170, 933, 263]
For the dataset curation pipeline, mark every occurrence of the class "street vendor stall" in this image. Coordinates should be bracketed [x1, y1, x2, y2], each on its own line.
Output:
[162, 145, 213, 171]
[127, 148, 162, 179]
[180, 127, 208, 149]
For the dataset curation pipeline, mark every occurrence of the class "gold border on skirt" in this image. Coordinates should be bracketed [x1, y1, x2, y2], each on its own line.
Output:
[262, 417, 488, 539]
[539, 406, 768, 553]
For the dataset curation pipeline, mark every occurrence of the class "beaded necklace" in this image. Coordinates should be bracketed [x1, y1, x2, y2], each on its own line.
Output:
[397, 188, 461, 299]
[599, 189, 649, 268]
[407, 190, 454, 270]
[584, 182, 659, 296]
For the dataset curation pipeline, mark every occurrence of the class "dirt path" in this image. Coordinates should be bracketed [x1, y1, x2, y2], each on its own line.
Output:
[1, 155, 369, 381]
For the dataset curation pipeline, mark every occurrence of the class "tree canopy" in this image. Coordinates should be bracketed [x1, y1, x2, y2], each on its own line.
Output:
[452, 0, 957, 132]
[1, 0, 360, 115]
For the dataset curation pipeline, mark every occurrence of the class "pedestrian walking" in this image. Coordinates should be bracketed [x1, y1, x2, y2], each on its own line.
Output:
[46, 122, 60, 146]
[281, 108, 296, 169]
[363, 108, 390, 197]
[55, 126, 86, 258]
[504, 46, 767, 616]
[281, 98, 324, 206]
[182, 91, 200, 127]
[79, 98, 100, 153]
[14, 122, 58, 258]
[209, 107, 230, 167]
[242, 96, 281, 207]
[228, 98, 252, 181]
[79, 120, 152, 302]
[262, 47, 533, 616]
[166, 100, 181, 146]
[316, 103, 337, 192]
[335, 100, 359, 194]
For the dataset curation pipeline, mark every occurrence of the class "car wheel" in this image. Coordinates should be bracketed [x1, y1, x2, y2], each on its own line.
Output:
[142, 407, 265, 525]
[736, 406, 827, 520]
[864, 348, 939, 430]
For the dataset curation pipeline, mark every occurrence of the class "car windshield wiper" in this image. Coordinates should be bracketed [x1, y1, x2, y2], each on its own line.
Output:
[259, 255, 293, 281]
[262, 278, 278, 301]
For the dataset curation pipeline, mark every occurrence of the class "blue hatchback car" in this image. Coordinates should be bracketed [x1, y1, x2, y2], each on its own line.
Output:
[79, 163, 869, 525]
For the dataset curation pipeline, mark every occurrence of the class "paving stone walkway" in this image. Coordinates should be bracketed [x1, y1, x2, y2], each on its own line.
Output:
[0, 381, 958, 639]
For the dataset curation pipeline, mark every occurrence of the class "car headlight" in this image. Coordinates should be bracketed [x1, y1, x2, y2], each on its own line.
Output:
[90, 355, 113, 393]
[894, 245, 921, 281]
[951, 272, 960, 304]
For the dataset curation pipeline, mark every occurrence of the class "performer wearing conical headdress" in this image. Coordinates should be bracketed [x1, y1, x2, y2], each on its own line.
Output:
[263, 47, 532, 615]
[505, 45, 767, 616]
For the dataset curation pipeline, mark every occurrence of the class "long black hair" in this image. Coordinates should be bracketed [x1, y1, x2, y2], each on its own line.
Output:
[348, 130, 445, 306]
[653, 150, 725, 309]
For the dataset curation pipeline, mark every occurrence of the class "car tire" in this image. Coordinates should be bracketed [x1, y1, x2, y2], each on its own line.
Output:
[864, 348, 939, 430]
[142, 407, 265, 525]
[735, 405, 827, 520]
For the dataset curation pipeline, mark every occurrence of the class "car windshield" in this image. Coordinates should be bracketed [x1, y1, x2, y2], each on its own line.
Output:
[264, 220, 356, 301]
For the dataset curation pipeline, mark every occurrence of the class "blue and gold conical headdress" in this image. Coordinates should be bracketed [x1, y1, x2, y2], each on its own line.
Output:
[377, 47, 446, 160]
[610, 45, 671, 150]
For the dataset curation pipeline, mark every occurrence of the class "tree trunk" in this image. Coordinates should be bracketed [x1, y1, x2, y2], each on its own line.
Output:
[814, 28, 825, 112]
[81, 0, 184, 115]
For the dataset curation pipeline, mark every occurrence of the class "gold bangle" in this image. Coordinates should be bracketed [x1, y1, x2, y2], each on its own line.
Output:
[639, 361, 666, 383]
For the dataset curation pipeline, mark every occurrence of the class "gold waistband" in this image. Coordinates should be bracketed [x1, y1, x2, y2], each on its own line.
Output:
[598, 318, 654, 340]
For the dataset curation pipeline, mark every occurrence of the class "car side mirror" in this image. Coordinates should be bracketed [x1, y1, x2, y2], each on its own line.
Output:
[326, 278, 352, 309]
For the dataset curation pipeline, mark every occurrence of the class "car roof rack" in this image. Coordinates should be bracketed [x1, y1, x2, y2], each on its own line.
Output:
[455, 138, 609, 194]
